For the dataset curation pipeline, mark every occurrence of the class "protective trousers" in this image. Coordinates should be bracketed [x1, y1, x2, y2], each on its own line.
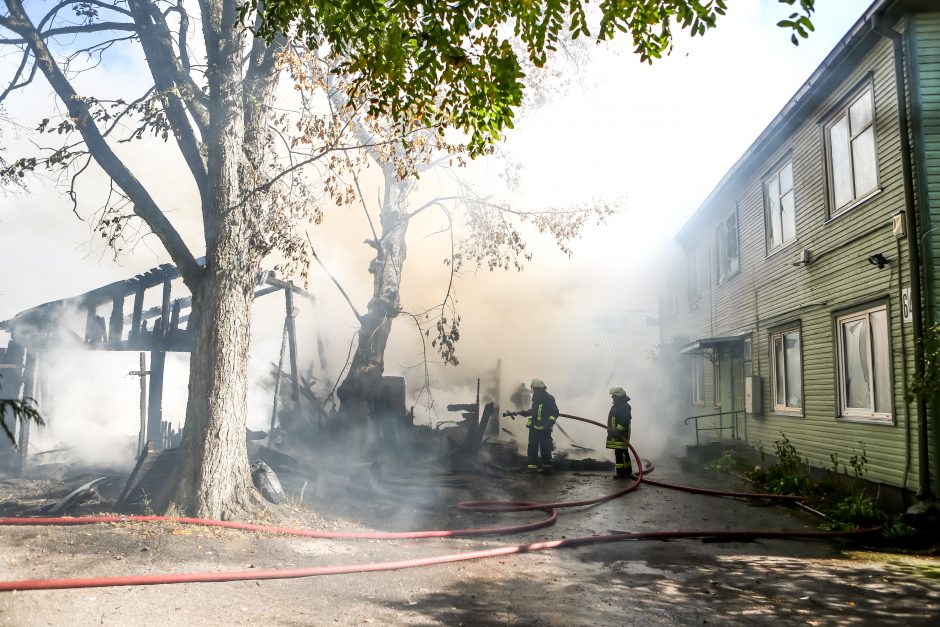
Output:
[527, 429, 553, 470]
[615, 449, 633, 478]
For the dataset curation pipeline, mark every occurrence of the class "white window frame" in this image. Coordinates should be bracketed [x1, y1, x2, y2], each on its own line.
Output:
[764, 160, 797, 253]
[824, 85, 879, 216]
[715, 209, 740, 286]
[713, 358, 721, 408]
[691, 357, 705, 406]
[835, 304, 893, 423]
[770, 326, 803, 413]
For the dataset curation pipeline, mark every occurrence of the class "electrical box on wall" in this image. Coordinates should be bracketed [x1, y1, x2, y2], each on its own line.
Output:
[745, 376, 762, 415]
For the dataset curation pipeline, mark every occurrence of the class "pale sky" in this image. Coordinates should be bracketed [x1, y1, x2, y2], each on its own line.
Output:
[0, 0, 877, 450]
[0, 1, 873, 318]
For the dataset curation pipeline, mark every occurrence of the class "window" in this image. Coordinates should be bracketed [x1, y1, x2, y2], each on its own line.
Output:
[825, 87, 878, 214]
[713, 359, 721, 407]
[770, 326, 802, 412]
[715, 210, 739, 285]
[836, 305, 892, 421]
[686, 246, 707, 302]
[764, 161, 796, 252]
[691, 357, 705, 405]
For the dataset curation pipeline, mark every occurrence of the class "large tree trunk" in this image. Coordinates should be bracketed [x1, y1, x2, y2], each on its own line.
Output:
[169, 262, 262, 518]
[336, 171, 410, 425]
[165, 0, 263, 518]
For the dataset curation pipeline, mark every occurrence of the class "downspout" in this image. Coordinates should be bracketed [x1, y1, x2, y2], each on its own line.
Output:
[874, 19, 932, 501]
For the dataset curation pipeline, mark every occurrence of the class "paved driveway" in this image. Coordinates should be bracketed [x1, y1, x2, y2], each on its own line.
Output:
[0, 455, 938, 625]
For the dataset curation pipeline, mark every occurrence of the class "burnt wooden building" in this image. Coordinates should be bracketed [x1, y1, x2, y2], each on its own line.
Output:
[0, 259, 313, 474]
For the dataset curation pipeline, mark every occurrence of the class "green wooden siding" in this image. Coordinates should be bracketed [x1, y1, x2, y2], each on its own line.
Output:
[661, 19, 934, 492]
[913, 12, 940, 496]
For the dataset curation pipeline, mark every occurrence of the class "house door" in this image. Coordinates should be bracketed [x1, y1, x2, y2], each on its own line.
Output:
[714, 343, 745, 440]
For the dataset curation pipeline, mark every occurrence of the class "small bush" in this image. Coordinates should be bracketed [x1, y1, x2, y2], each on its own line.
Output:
[713, 434, 898, 533]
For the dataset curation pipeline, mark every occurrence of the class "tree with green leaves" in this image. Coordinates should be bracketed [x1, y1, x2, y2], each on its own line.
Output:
[0, 1, 373, 518]
[0, 0, 817, 520]
[247, 0, 818, 155]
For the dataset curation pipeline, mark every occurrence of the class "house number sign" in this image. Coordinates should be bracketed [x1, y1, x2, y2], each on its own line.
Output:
[902, 287, 913, 323]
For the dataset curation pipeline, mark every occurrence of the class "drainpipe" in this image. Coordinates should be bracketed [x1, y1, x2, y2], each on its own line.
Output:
[874, 19, 932, 501]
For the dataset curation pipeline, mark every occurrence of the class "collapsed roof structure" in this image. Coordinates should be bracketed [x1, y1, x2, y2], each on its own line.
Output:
[0, 258, 313, 474]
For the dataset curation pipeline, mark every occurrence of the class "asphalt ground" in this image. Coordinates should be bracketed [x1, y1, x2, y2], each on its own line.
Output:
[0, 454, 938, 626]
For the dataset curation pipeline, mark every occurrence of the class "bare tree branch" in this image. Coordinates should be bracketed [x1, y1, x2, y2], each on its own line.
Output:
[62, 34, 139, 76]
[128, 0, 207, 197]
[167, 0, 191, 73]
[0, 46, 34, 102]
[3, 0, 201, 286]
[306, 231, 363, 321]
[0, 22, 137, 44]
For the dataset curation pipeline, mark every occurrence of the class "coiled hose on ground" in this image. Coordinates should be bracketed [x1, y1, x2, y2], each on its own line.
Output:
[0, 413, 877, 591]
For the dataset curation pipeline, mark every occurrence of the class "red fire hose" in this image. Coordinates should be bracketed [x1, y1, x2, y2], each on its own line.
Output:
[0, 414, 870, 592]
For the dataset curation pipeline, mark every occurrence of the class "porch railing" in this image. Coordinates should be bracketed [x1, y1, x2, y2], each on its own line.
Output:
[684, 410, 745, 446]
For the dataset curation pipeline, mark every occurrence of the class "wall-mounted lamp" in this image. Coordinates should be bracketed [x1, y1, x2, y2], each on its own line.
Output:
[867, 253, 889, 269]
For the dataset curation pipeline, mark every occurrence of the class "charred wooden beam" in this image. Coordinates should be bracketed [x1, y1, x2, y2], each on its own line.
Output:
[265, 274, 315, 301]
[284, 286, 301, 406]
[108, 296, 124, 347]
[129, 285, 145, 343]
[147, 348, 166, 450]
[159, 276, 172, 339]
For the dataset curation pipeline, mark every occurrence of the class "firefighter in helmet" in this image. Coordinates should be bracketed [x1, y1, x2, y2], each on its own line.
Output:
[522, 378, 559, 472]
[606, 386, 633, 479]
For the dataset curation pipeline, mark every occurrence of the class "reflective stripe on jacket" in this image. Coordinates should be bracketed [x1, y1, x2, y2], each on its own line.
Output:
[606, 396, 632, 450]
[527, 389, 559, 431]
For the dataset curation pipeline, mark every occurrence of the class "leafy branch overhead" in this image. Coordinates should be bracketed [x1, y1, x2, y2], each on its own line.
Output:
[247, 0, 817, 155]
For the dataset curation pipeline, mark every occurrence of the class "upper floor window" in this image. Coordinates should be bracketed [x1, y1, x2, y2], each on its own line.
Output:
[836, 304, 892, 422]
[764, 161, 796, 252]
[771, 326, 802, 412]
[825, 86, 878, 215]
[715, 209, 739, 285]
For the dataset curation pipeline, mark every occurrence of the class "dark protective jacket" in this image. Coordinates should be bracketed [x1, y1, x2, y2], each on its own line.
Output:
[527, 388, 559, 431]
[606, 395, 632, 450]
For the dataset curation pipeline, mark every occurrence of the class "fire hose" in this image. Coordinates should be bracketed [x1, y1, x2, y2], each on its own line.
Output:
[0, 414, 877, 591]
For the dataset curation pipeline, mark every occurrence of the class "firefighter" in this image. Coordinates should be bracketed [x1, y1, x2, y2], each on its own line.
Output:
[522, 378, 558, 473]
[606, 386, 633, 479]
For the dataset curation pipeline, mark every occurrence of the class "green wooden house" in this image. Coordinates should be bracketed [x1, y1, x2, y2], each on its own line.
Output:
[660, 0, 940, 507]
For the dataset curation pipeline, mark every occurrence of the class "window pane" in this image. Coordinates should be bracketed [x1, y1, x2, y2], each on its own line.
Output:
[766, 178, 782, 249]
[781, 190, 796, 243]
[774, 336, 784, 406]
[870, 309, 891, 414]
[769, 198, 783, 248]
[714, 361, 721, 406]
[851, 127, 878, 197]
[785, 331, 802, 408]
[842, 318, 871, 410]
[716, 229, 726, 283]
[829, 117, 853, 208]
[779, 162, 793, 194]
[767, 176, 780, 203]
[849, 91, 873, 132]
[727, 216, 739, 275]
